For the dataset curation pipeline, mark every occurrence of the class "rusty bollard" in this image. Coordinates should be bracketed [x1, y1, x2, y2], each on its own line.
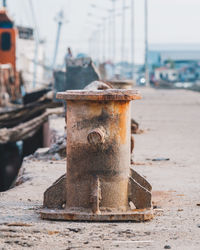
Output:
[41, 89, 153, 221]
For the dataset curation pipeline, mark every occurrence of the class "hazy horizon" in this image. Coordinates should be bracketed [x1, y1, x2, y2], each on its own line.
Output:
[6, 0, 200, 64]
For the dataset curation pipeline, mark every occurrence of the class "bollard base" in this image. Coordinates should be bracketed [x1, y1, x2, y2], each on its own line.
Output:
[40, 208, 154, 222]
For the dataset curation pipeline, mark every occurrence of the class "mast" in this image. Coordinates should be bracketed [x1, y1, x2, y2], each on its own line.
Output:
[52, 10, 64, 70]
[28, 0, 40, 89]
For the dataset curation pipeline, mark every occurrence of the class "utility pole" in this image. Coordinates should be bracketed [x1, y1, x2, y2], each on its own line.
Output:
[88, 35, 93, 58]
[89, 31, 95, 60]
[97, 21, 106, 63]
[112, 0, 116, 64]
[89, 4, 113, 62]
[108, 12, 112, 61]
[86, 20, 101, 61]
[121, 0, 126, 77]
[131, 0, 135, 82]
[94, 30, 99, 61]
[52, 10, 65, 71]
[102, 20, 106, 62]
[144, 0, 149, 86]
[29, 0, 40, 89]
[97, 24, 102, 63]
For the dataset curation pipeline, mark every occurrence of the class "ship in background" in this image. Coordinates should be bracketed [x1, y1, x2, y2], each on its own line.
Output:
[0, 4, 58, 192]
[0, 6, 22, 106]
[0, 2, 47, 107]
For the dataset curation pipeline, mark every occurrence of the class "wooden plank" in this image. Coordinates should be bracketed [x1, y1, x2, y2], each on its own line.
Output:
[0, 108, 63, 143]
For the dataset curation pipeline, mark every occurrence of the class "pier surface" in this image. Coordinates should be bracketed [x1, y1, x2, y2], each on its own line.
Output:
[0, 87, 200, 249]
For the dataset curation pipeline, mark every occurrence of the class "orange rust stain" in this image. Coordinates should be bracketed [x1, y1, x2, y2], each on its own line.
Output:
[132, 208, 147, 212]
[114, 101, 129, 144]
[0, 28, 17, 72]
[88, 101, 103, 117]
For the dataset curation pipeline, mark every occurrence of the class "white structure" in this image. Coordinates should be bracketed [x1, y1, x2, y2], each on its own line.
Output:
[16, 26, 46, 92]
[154, 67, 178, 82]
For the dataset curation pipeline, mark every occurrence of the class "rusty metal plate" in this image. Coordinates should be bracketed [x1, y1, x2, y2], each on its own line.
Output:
[56, 89, 141, 101]
[40, 209, 153, 222]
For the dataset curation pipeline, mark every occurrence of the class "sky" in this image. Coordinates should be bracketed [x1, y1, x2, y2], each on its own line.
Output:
[6, 0, 200, 65]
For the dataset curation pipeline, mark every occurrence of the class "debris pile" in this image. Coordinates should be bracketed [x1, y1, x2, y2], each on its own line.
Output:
[28, 134, 66, 161]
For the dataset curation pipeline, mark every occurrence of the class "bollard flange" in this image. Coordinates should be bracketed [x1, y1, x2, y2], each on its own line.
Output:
[41, 208, 153, 222]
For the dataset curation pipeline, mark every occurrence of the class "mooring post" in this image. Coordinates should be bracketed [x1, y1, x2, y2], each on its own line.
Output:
[41, 89, 153, 222]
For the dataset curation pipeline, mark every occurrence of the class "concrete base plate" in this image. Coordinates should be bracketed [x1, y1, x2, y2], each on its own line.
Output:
[40, 208, 154, 222]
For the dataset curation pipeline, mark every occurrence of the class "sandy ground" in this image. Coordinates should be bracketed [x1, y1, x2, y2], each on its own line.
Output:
[0, 87, 200, 250]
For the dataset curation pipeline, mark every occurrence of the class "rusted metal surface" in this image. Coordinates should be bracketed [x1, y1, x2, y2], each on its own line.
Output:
[0, 64, 22, 106]
[41, 88, 153, 221]
[130, 168, 152, 192]
[56, 89, 141, 101]
[42, 169, 153, 211]
[129, 168, 152, 209]
[87, 127, 105, 145]
[65, 98, 131, 211]
[109, 80, 134, 90]
[41, 209, 153, 222]
[43, 174, 66, 209]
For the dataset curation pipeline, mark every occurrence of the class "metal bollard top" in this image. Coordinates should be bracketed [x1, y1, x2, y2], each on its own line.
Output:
[56, 89, 141, 101]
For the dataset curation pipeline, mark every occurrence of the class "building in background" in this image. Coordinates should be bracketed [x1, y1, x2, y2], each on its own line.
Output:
[154, 67, 178, 82]
[148, 44, 200, 67]
[148, 44, 200, 86]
